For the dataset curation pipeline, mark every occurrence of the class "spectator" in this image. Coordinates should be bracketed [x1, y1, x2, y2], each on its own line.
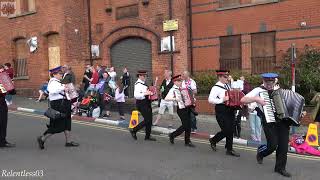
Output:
[121, 67, 130, 97]
[82, 65, 92, 91]
[98, 72, 112, 118]
[4, 63, 14, 105]
[248, 102, 262, 142]
[311, 92, 320, 130]
[115, 81, 125, 120]
[61, 65, 76, 85]
[108, 67, 117, 81]
[182, 71, 198, 133]
[96, 64, 104, 80]
[36, 80, 49, 102]
[153, 70, 174, 126]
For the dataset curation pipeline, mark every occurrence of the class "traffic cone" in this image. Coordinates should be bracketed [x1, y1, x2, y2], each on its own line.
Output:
[129, 110, 139, 129]
[306, 123, 319, 146]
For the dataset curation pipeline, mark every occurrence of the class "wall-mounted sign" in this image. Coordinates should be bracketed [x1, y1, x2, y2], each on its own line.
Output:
[163, 19, 178, 32]
[161, 36, 175, 52]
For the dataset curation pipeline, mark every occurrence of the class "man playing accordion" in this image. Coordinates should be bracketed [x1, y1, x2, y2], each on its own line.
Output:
[241, 73, 293, 177]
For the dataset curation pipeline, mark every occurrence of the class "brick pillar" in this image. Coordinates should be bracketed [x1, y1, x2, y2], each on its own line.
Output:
[241, 34, 251, 73]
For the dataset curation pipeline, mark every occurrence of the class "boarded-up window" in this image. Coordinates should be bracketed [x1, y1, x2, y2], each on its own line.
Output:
[251, 32, 276, 74]
[116, 4, 139, 20]
[220, 35, 242, 70]
[14, 39, 28, 77]
[16, 0, 36, 15]
[96, 23, 103, 34]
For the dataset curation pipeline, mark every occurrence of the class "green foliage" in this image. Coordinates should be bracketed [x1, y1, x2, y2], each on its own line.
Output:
[278, 46, 320, 104]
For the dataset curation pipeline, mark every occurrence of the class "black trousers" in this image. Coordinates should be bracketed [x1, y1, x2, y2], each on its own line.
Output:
[259, 121, 290, 171]
[0, 96, 8, 145]
[117, 102, 125, 116]
[209, 104, 235, 151]
[172, 107, 191, 144]
[234, 110, 241, 138]
[133, 99, 152, 139]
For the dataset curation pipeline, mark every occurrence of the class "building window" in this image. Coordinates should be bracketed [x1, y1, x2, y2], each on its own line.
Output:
[14, 38, 28, 77]
[220, 35, 242, 70]
[251, 32, 276, 74]
[219, 0, 277, 9]
[96, 23, 103, 34]
[116, 4, 139, 20]
[10, 0, 36, 17]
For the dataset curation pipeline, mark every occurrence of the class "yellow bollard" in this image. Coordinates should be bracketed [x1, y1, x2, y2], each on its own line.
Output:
[305, 123, 319, 146]
[129, 110, 139, 129]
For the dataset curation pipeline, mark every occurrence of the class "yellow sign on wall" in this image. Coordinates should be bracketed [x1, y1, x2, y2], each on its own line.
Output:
[163, 19, 178, 32]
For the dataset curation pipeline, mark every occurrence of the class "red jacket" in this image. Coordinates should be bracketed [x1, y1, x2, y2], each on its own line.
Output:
[5, 68, 14, 79]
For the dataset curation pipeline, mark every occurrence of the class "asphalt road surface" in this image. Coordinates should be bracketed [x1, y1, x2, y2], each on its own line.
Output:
[1, 111, 319, 180]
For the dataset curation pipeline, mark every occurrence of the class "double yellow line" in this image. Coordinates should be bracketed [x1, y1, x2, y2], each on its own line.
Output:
[9, 110, 320, 162]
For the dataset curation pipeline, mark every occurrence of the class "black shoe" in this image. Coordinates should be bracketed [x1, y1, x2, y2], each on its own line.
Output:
[256, 152, 263, 164]
[129, 130, 137, 140]
[37, 136, 45, 150]
[226, 150, 240, 157]
[0, 142, 15, 148]
[209, 138, 217, 151]
[185, 142, 196, 148]
[275, 169, 292, 178]
[65, 141, 79, 147]
[145, 137, 156, 141]
[169, 133, 174, 144]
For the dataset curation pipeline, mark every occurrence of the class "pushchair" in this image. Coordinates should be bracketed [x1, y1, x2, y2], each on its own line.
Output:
[77, 90, 99, 117]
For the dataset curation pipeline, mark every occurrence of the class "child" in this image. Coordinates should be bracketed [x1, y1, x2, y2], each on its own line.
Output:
[114, 81, 125, 120]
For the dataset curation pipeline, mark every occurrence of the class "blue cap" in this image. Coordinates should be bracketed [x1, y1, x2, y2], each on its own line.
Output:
[260, 73, 278, 78]
[49, 66, 62, 73]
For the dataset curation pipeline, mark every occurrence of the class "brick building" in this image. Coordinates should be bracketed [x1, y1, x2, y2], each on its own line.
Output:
[0, 0, 319, 98]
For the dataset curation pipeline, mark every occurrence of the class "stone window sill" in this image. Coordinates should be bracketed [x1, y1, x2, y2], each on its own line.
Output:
[8, 11, 37, 19]
[13, 76, 29, 80]
[216, 0, 279, 11]
[158, 50, 180, 55]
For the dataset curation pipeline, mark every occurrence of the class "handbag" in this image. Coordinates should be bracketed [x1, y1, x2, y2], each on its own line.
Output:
[44, 100, 66, 119]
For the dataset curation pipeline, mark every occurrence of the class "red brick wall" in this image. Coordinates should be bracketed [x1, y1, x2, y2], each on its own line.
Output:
[190, 0, 320, 72]
[90, 0, 189, 80]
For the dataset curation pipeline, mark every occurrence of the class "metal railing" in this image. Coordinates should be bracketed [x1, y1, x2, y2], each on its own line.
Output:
[219, 58, 242, 71]
[13, 59, 28, 77]
[251, 56, 276, 74]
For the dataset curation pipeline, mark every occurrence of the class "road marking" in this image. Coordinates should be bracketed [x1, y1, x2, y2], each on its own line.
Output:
[9, 110, 320, 161]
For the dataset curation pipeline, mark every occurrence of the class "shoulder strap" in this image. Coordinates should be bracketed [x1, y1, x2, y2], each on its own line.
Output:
[135, 81, 148, 87]
[214, 84, 227, 90]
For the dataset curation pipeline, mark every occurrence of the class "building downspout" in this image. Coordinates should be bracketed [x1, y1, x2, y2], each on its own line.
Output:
[169, 0, 174, 74]
[188, 0, 194, 75]
[87, 0, 93, 65]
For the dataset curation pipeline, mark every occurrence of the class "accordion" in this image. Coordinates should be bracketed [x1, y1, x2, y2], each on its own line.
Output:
[225, 89, 245, 107]
[0, 72, 14, 93]
[148, 86, 158, 101]
[180, 88, 195, 107]
[259, 89, 305, 126]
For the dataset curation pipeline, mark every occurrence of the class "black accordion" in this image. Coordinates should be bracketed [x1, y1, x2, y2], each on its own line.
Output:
[259, 89, 305, 126]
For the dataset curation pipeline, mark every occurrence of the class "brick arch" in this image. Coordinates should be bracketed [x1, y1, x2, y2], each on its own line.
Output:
[12, 36, 26, 42]
[43, 31, 59, 37]
[100, 26, 161, 68]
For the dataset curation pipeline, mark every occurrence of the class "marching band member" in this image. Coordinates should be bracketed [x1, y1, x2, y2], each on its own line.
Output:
[240, 73, 291, 177]
[129, 70, 156, 141]
[0, 64, 15, 148]
[166, 75, 195, 147]
[208, 70, 240, 157]
[37, 66, 79, 150]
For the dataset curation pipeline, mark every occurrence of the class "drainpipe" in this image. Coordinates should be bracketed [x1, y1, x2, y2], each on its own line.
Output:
[87, 0, 93, 65]
[169, 0, 174, 74]
[188, 0, 194, 75]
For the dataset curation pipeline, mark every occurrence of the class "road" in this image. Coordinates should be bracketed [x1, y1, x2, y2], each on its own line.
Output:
[0, 111, 319, 180]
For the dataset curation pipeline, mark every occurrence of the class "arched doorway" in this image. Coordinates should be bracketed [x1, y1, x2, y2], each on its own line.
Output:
[111, 37, 152, 97]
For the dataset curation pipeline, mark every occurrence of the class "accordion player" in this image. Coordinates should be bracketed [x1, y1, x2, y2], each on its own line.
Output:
[180, 88, 195, 107]
[259, 89, 305, 126]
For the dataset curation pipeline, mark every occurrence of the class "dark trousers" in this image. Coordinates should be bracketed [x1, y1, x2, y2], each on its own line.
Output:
[190, 108, 197, 130]
[99, 94, 111, 116]
[117, 102, 125, 116]
[258, 121, 290, 171]
[209, 104, 235, 151]
[124, 88, 129, 97]
[172, 107, 191, 144]
[0, 96, 8, 145]
[234, 110, 241, 138]
[133, 99, 153, 139]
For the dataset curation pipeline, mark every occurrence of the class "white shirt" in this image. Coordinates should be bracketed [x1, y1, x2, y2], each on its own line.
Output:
[208, 81, 231, 105]
[165, 85, 185, 109]
[244, 87, 266, 112]
[182, 78, 197, 92]
[134, 79, 148, 100]
[115, 88, 125, 103]
[109, 71, 117, 81]
[48, 78, 65, 101]
[232, 80, 244, 91]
